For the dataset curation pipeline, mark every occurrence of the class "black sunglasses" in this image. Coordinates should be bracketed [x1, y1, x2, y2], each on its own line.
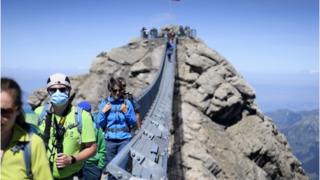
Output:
[48, 87, 69, 95]
[112, 88, 123, 94]
[1, 108, 15, 118]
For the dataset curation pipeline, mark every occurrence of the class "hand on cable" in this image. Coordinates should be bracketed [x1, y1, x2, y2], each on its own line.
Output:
[56, 153, 72, 168]
[102, 103, 112, 113]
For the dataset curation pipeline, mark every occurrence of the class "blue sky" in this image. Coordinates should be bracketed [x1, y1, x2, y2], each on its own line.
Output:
[1, 0, 319, 112]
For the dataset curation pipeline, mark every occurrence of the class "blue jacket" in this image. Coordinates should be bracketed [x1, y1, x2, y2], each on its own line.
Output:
[98, 96, 136, 140]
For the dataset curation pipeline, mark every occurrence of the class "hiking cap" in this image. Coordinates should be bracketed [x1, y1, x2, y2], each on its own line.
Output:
[47, 73, 71, 88]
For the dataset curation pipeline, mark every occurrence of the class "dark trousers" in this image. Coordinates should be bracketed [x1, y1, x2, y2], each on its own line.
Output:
[167, 49, 173, 62]
[105, 138, 131, 180]
[83, 163, 103, 180]
[168, 53, 172, 61]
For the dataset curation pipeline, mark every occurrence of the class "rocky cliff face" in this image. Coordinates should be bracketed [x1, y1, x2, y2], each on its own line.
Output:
[267, 109, 319, 180]
[28, 26, 308, 180]
[169, 37, 307, 180]
[28, 38, 164, 111]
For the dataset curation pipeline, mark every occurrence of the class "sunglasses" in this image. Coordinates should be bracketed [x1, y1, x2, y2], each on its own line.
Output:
[112, 88, 123, 94]
[1, 107, 15, 118]
[48, 87, 69, 95]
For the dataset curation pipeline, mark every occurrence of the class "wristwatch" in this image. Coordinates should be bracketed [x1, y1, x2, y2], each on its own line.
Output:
[70, 155, 77, 164]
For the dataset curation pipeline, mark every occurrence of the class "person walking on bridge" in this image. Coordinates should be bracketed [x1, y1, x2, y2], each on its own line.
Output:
[98, 77, 136, 180]
[117, 77, 141, 130]
[1, 77, 52, 180]
[78, 101, 106, 180]
[35, 73, 97, 180]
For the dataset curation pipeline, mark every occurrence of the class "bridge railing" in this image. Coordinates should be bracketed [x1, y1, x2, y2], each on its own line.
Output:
[106, 38, 177, 180]
[136, 39, 168, 121]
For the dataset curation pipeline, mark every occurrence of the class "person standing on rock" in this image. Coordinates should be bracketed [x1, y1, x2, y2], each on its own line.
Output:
[34, 73, 96, 180]
[98, 77, 136, 180]
[1, 77, 53, 180]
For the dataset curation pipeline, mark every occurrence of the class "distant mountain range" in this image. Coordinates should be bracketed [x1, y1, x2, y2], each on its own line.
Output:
[267, 109, 319, 180]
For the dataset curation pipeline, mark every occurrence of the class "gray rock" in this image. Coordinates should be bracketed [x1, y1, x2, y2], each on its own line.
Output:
[170, 33, 307, 180]
[89, 57, 119, 75]
[212, 83, 242, 104]
[202, 83, 244, 124]
[229, 76, 256, 99]
[136, 71, 157, 85]
[227, 115, 308, 180]
[196, 67, 224, 94]
[131, 44, 164, 76]
[195, 43, 223, 63]
[186, 53, 218, 71]
[184, 88, 210, 112]
[177, 63, 199, 83]
[28, 38, 164, 111]
[150, 44, 165, 68]
[27, 88, 48, 109]
[108, 45, 148, 65]
[131, 56, 153, 74]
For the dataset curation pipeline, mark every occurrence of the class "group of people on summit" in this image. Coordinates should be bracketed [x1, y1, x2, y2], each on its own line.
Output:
[1, 73, 140, 180]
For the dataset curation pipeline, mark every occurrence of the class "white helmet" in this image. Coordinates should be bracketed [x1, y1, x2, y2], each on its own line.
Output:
[46, 73, 71, 89]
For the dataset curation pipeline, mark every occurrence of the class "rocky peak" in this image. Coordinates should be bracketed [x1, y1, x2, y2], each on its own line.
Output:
[28, 25, 308, 180]
[28, 38, 164, 111]
[169, 36, 307, 180]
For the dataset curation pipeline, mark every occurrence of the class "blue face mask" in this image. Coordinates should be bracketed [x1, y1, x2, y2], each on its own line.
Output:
[50, 90, 69, 106]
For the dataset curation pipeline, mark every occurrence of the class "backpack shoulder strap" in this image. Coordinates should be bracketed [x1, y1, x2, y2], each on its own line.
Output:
[38, 103, 49, 126]
[101, 97, 111, 132]
[124, 93, 136, 109]
[127, 93, 134, 101]
[124, 98, 130, 107]
[23, 133, 33, 180]
[75, 106, 83, 134]
[106, 96, 111, 103]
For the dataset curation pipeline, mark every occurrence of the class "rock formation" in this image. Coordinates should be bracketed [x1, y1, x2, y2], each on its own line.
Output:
[169, 36, 307, 180]
[28, 38, 164, 111]
[28, 25, 308, 180]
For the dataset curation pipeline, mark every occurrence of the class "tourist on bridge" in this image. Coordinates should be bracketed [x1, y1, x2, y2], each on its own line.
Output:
[35, 73, 96, 180]
[98, 77, 136, 180]
[167, 40, 174, 61]
[78, 101, 106, 180]
[166, 29, 175, 61]
[1, 77, 52, 180]
[117, 77, 141, 130]
[169, 29, 175, 42]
